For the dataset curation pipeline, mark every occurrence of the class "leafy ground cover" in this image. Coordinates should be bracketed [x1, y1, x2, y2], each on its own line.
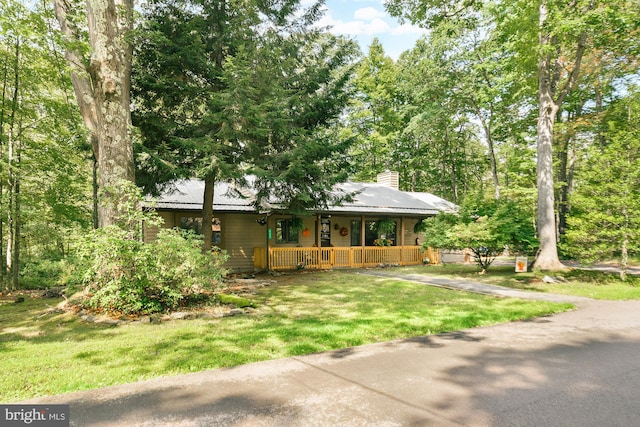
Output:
[0, 270, 571, 402]
[399, 264, 640, 300]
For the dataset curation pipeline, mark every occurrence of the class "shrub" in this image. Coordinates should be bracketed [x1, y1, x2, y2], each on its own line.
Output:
[73, 180, 228, 315]
[420, 199, 538, 272]
[77, 226, 228, 315]
[19, 258, 66, 289]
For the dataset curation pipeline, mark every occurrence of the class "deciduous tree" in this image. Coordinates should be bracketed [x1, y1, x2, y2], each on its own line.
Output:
[53, 0, 135, 227]
[420, 199, 538, 272]
[386, 0, 640, 270]
[1, 0, 90, 289]
[346, 39, 401, 182]
[565, 91, 640, 280]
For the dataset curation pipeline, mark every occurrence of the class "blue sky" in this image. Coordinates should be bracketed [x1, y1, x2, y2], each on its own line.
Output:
[313, 0, 428, 60]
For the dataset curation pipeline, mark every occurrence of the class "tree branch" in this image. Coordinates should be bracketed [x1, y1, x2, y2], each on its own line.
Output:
[555, 30, 588, 107]
[52, 0, 99, 157]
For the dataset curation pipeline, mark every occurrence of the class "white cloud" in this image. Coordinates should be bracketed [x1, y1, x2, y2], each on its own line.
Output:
[354, 7, 385, 21]
[333, 19, 390, 36]
[364, 18, 391, 35]
[317, 12, 391, 36]
[318, 1, 427, 59]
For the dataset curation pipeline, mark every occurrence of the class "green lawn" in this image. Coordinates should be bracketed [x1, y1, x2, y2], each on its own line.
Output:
[0, 270, 571, 402]
[399, 264, 640, 300]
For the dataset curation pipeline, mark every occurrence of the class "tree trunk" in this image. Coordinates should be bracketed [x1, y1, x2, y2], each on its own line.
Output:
[533, 1, 565, 271]
[5, 35, 21, 290]
[535, 103, 564, 270]
[93, 154, 99, 229]
[469, 97, 500, 199]
[87, 0, 135, 226]
[620, 225, 628, 282]
[12, 149, 20, 291]
[5, 118, 16, 291]
[556, 129, 569, 238]
[0, 54, 7, 287]
[485, 126, 500, 200]
[53, 0, 135, 228]
[202, 175, 215, 252]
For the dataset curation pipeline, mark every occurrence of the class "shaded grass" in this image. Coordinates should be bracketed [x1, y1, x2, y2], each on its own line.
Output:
[399, 264, 640, 300]
[0, 271, 571, 402]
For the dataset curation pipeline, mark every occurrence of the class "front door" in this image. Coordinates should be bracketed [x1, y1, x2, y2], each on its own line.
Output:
[320, 217, 331, 247]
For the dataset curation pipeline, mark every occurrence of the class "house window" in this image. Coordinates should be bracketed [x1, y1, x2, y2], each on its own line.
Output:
[351, 220, 361, 246]
[179, 216, 221, 244]
[365, 220, 397, 246]
[275, 219, 298, 244]
[365, 221, 378, 246]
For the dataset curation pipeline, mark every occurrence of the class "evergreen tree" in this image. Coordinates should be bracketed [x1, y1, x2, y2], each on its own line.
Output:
[133, 0, 358, 247]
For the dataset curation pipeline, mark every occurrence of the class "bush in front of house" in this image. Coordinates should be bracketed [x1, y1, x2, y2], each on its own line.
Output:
[73, 180, 228, 316]
[77, 226, 228, 316]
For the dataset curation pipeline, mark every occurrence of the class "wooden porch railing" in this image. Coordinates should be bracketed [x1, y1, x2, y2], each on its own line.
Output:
[254, 246, 439, 271]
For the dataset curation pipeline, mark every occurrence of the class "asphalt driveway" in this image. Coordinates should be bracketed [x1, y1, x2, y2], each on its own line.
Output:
[22, 280, 640, 426]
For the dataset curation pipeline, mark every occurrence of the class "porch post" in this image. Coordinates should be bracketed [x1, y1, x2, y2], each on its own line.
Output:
[361, 215, 365, 265]
[266, 216, 270, 271]
[316, 214, 321, 268]
[400, 217, 405, 265]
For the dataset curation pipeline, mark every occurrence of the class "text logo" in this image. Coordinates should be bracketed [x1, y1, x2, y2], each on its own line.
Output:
[1, 405, 69, 427]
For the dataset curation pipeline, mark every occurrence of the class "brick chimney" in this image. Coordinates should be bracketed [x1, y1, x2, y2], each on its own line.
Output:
[377, 170, 399, 190]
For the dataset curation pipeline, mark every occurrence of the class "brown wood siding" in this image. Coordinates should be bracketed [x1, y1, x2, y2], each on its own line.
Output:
[143, 211, 430, 272]
[143, 211, 176, 243]
[221, 213, 265, 272]
[404, 218, 424, 246]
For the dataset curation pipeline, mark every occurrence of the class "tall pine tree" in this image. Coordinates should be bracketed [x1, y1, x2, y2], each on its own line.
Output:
[133, 0, 358, 249]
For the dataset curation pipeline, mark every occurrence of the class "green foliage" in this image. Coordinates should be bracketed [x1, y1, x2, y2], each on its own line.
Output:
[18, 257, 66, 289]
[132, 0, 358, 215]
[371, 218, 396, 235]
[0, 0, 91, 290]
[218, 293, 254, 308]
[386, 0, 640, 269]
[99, 179, 162, 239]
[74, 183, 228, 315]
[347, 39, 402, 182]
[78, 227, 228, 315]
[422, 199, 538, 271]
[373, 238, 392, 247]
[564, 91, 640, 275]
[395, 33, 492, 200]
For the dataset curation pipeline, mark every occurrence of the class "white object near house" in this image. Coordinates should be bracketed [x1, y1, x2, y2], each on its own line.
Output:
[515, 256, 528, 273]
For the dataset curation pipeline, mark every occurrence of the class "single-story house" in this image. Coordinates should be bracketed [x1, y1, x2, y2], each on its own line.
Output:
[144, 171, 457, 272]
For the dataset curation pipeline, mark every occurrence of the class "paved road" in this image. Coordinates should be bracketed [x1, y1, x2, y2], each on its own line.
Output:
[23, 280, 640, 426]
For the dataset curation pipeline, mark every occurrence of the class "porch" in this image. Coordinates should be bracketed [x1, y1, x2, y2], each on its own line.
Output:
[254, 246, 440, 271]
